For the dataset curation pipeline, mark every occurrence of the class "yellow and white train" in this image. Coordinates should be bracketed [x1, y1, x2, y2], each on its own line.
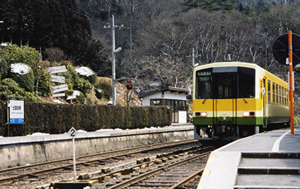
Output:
[193, 62, 290, 140]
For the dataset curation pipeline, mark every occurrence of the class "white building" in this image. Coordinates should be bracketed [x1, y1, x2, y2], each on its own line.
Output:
[139, 87, 189, 123]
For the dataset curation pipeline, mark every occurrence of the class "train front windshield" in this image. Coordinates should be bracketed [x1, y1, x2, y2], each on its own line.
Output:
[195, 67, 255, 99]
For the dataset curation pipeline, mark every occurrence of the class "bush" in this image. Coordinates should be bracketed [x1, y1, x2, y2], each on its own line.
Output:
[74, 77, 92, 95]
[74, 91, 85, 104]
[0, 103, 172, 136]
[95, 88, 104, 99]
[294, 115, 300, 126]
[95, 78, 112, 99]
[10, 66, 35, 92]
[0, 58, 8, 78]
[84, 74, 96, 85]
[37, 69, 52, 96]
[0, 78, 44, 102]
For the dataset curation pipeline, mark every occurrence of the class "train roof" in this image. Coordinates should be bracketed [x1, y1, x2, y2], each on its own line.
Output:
[193, 62, 261, 70]
[193, 61, 287, 84]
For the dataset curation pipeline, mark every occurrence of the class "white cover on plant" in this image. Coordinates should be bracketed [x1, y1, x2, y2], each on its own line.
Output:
[11, 63, 31, 75]
[75, 66, 94, 77]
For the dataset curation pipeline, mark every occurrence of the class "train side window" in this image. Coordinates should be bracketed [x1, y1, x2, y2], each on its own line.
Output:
[282, 88, 285, 106]
[282, 87, 284, 106]
[268, 80, 271, 104]
[276, 84, 278, 105]
[286, 88, 288, 104]
[284, 88, 286, 106]
[272, 82, 275, 104]
[279, 86, 282, 105]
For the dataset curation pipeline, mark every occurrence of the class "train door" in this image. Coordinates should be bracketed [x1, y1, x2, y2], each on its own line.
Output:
[212, 71, 237, 125]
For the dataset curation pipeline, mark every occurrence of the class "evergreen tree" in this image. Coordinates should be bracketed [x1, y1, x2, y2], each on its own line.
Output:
[76, 0, 123, 22]
[74, 39, 111, 77]
[0, 0, 19, 43]
[182, 0, 221, 11]
[220, 1, 238, 12]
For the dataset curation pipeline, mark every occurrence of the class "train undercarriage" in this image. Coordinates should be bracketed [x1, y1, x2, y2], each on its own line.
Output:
[194, 124, 260, 141]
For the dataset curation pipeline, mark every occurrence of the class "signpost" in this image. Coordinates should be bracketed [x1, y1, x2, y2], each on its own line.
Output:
[52, 84, 68, 94]
[50, 75, 65, 83]
[46, 66, 67, 74]
[47, 66, 68, 98]
[68, 127, 78, 181]
[272, 31, 300, 135]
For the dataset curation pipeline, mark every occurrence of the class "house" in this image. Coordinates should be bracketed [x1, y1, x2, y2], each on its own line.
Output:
[139, 86, 189, 123]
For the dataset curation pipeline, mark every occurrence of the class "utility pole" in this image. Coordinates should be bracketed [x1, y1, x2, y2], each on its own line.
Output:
[104, 15, 123, 106]
[187, 48, 200, 67]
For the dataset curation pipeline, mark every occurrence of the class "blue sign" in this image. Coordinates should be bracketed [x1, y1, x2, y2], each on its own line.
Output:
[10, 118, 24, 124]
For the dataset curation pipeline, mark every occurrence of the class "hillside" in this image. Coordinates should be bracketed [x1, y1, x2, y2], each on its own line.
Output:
[93, 77, 142, 106]
[42, 77, 142, 106]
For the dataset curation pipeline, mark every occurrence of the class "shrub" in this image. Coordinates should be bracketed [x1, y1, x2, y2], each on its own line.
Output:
[0, 58, 8, 78]
[83, 74, 96, 85]
[75, 91, 85, 104]
[10, 66, 35, 92]
[74, 77, 92, 95]
[95, 88, 104, 99]
[95, 78, 112, 99]
[0, 103, 172, 136]
[294, 115, 300, 126]
[37, 69, 52, 96]
[0, 78, 44, 102]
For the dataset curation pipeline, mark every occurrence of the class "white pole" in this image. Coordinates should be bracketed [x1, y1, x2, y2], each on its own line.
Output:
[104, 16, 123, 106]
[112, 15, 116, 106]
[192, 48, 195, 67]
[72, 137, 76, 181]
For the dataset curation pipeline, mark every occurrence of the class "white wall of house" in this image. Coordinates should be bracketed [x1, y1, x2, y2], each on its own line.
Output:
[141, 91, 186, 106]
[179, 111, 187, 123]
[141, 90, 187, 123]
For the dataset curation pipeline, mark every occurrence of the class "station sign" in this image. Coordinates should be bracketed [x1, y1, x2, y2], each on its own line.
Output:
[9, 100, 24, 124]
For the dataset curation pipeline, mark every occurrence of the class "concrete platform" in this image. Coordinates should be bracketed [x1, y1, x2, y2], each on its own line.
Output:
[198, 127, 300, 189]
[0, 124, 194, 169]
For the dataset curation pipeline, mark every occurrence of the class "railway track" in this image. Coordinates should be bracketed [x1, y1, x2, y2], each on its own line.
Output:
[104, 148, 211, 189]
[0, 139, 208, 188]
[50, 146, 212, 189]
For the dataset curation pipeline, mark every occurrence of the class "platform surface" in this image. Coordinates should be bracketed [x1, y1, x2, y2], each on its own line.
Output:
[198, 127, 300, 189]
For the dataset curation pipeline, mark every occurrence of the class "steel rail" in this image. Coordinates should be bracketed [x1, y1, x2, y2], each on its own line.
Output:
[169, 168, 204, 189]
[0, 139, 199, 185]
[107, 151, 211, 189]
[0, 139, 197, 174]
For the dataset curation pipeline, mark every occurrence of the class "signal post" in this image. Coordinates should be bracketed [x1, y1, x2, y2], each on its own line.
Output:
[288, 31, 294, 135]
[272, 30, 300, 135]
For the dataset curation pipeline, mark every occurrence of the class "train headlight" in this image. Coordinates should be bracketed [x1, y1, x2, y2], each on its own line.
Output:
[201, 112, 207, 117]
[195, 112, 207, 117]
[243, 112, 250, 117]
[243, 111, 255, 117]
